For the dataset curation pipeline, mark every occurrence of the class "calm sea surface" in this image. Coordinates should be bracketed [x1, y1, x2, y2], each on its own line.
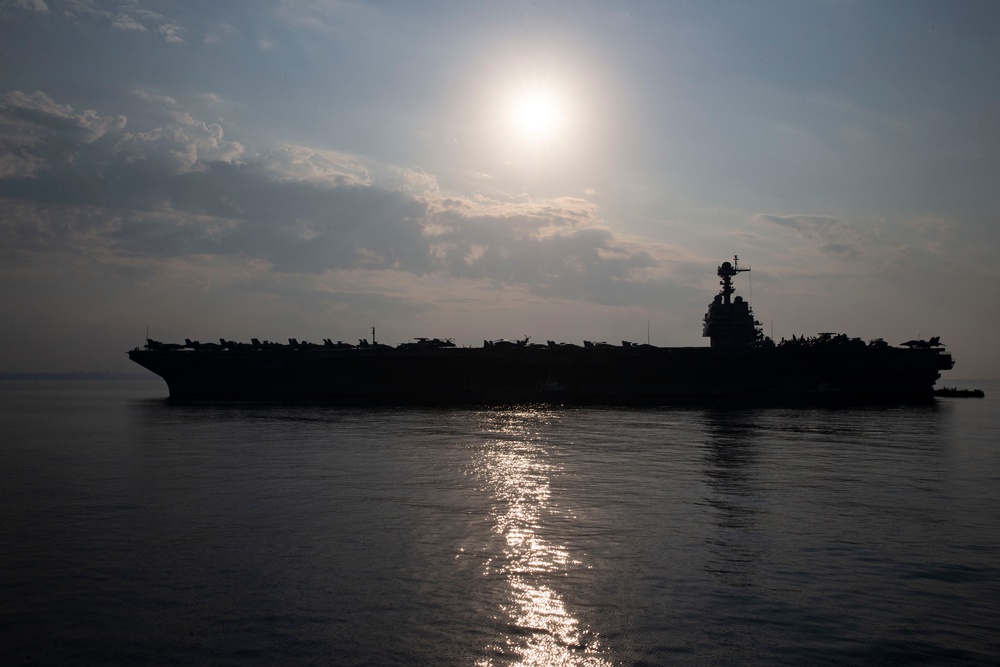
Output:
[2, 379, 999, 666]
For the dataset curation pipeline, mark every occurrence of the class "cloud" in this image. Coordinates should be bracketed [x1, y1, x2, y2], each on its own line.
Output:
[380, 166, 438, 196]
[0, 93, 659, 307]
[261, 144, 370, 186]
[1, 90, 127, 143]
[132, 89, 178, 107]
[751, 213, 873, 259]
[158, 23, 184, 44]
[11, 0, 48, 11]
[115, 111, 245, 170]
[752, 213, 839, 233]
[420, 194, 655, 300]
[77, 3, 185, 44]
[0, 129, 655, 308]
[904, 215, 957, 237]
[0, 90, 127, 177]
[203, 22, 237, 46]
[111, 12, 146, 32]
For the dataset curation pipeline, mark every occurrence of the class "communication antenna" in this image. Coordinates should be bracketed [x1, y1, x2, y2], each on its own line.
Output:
[372, 326, 376, 345]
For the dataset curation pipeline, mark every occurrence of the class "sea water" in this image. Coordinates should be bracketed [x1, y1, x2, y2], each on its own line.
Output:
[1, 379, 999, 666]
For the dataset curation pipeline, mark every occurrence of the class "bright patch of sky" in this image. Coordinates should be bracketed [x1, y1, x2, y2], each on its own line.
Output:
[1, 0, 998, 376]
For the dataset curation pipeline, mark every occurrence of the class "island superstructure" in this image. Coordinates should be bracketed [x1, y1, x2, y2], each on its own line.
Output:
[128, 256, 954, 404]
[702, 256, 761, 348]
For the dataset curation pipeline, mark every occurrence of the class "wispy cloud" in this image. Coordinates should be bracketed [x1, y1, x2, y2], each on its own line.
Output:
[751, 213, 876, 259]
[110, 12, 145, 32]
[132, 89, 178, 107]
[10, 0, 48, 12]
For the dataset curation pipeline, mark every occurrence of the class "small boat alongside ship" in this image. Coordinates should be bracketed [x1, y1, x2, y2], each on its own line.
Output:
[128, 257, 956, 405]
[933, 387, 985, 398]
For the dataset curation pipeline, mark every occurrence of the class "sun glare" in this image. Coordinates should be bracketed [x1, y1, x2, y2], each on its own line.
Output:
[508, 89, 564, 142]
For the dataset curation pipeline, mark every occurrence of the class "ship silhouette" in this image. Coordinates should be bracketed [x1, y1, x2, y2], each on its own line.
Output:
[129, 256, 954, 404]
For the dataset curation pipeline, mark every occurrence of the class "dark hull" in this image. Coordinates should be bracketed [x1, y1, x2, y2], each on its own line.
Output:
[128, 344, 953, 406]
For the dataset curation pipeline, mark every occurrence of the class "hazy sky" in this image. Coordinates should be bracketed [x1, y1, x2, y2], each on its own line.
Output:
[2, 0, 998, 377]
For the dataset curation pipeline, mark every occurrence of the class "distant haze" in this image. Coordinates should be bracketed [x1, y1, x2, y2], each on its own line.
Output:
[2, 1, 997, 378]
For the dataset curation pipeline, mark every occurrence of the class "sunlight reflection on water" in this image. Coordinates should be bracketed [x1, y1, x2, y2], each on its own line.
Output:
[472, 409, 613, 667]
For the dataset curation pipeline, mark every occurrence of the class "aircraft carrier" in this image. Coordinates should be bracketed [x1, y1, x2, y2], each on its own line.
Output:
[128, 257, 955, 404]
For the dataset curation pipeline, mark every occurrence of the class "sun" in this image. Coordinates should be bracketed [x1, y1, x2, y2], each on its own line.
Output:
[507, 88, 564, 142]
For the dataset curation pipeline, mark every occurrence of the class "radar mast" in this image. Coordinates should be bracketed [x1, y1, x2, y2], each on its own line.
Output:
[703, 255, 760, 348]
[718, 255, 750, 305]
